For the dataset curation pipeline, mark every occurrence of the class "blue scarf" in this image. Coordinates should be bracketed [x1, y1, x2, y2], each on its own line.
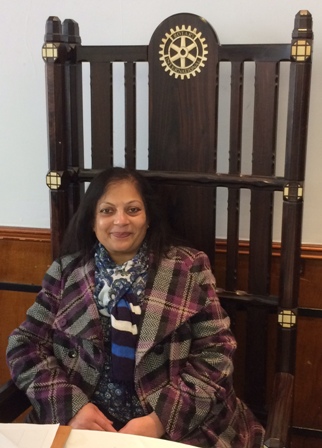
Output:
[94, 242, 148, 383]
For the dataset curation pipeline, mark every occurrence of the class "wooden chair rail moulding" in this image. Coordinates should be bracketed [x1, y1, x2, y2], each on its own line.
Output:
[215, 239, 322, 260]
[0, 226, 51, 242]
[1, 226, 321, 258]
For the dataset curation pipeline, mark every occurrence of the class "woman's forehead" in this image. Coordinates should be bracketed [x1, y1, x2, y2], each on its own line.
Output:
[99, 179, 143, 203]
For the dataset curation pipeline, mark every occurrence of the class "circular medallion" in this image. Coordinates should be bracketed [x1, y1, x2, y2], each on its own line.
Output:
[159, 25, 208, 80]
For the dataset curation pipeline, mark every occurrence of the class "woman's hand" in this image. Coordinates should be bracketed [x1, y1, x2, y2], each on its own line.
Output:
[118, 411, 165, 438]
[68, 403, 117, 431]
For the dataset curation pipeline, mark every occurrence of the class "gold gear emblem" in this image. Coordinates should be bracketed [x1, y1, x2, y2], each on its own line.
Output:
[159, 25, 208, 80]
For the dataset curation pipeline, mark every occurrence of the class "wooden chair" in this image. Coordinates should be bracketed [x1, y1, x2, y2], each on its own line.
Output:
[0, 10, 313, 447]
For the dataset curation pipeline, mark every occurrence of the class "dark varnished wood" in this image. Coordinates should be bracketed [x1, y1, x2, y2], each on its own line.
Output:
[225, 60, 243, 291]
[148, 13, 220, 260]
[265, 372, 294, 447]
[0, 11, 314, 446]
[90, 61, 113, 168]
[124, 62, 137, 168]
[44, 17, 85, 259]
[42, 10, 314, 444]
[0, 380, 31, 422]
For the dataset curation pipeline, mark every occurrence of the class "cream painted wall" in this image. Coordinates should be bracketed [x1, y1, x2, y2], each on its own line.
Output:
[0, 0, 321, 243]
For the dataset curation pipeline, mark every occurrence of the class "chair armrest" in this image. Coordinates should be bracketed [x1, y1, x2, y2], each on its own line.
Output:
[0, 379, 31, 422]
[264, 372, 294, 448]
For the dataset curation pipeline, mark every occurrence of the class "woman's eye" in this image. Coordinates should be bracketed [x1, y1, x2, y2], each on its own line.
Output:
[100, 208, 114, 214]
[128, 207, 140, 214]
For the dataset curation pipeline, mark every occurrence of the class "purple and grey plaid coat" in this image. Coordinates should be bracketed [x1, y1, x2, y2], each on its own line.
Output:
[7, 246, 264, 447]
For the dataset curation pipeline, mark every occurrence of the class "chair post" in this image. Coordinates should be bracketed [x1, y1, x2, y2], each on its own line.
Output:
[62, 18, 85, 234]
[43, 17, 83, 259]
[279, 5, 313, 394]
[265, 10, 313, 448]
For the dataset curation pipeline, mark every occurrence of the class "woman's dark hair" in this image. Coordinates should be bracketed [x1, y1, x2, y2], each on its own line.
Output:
[60, 167, 175, 264]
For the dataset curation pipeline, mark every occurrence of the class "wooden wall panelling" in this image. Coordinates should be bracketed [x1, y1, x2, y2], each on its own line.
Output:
[293, 316, 322, 429]
[0, 292, 35, 383]
[298, 254, 322, 309]
[0, 227, 51, 384]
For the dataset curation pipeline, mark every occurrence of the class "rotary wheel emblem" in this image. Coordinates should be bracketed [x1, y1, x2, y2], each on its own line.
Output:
[159, 25, 208, 80]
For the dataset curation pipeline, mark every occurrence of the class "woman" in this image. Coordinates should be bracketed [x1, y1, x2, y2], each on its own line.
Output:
[7, 167, 264, 447]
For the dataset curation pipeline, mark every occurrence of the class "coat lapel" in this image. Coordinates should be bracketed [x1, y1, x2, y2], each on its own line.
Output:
[136, 251, 206, 365]
[55, 257, 104, 346]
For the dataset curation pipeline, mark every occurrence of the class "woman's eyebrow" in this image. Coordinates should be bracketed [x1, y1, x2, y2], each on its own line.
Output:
[99, 200, 143, 206]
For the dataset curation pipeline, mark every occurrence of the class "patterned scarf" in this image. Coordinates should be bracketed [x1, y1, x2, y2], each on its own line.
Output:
[94, 242, 148, 383]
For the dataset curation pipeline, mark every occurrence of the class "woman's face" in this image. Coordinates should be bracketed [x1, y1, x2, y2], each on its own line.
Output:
[93, 179, 148, 264]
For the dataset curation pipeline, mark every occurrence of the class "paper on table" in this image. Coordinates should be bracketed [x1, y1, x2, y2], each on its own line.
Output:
[0, 423, 59, 448]
[65, 430, 198, 448]
[0, 432, 18, 448]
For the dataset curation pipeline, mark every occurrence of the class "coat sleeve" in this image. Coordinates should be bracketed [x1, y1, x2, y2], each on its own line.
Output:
[136, 250, 238, 442]
[6, 259, 94, 424]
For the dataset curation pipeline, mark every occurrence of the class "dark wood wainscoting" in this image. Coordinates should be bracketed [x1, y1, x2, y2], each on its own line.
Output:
[1, 227, 321, 445]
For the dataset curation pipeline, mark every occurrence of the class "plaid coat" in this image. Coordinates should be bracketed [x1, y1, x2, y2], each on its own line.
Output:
[7, 246, 264, 447]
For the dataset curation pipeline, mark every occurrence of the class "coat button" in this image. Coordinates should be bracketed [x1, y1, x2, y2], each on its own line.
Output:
[60, 318, 67, 327]
[153, 344, 164, 355]
[68, 349, 77, 358]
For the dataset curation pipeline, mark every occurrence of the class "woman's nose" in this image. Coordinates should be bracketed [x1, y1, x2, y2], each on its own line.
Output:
[114, 210, 129, 225]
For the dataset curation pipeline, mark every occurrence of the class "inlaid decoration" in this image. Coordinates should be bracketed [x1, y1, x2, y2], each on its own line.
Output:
[291, 40, 311, 61]
[46, 171, 61, 190]
[42, 43, 59, 61]
[278, 310, 297, 329]
[159, 25, 208, 80]
[283, 183, 303, 201]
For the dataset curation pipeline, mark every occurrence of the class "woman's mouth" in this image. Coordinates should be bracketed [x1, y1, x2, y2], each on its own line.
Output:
[111, 232, 131, 239]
